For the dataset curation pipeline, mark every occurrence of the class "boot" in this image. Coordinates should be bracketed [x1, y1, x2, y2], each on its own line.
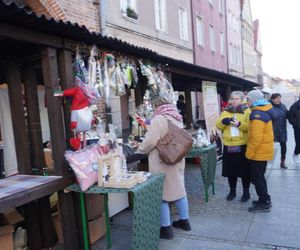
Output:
[172, 219, 191, 231]
[226, 189, 236, 201]
[240, 188, 250, 202]
[280, 160, 287, 169]
[160, 226, 174, 240]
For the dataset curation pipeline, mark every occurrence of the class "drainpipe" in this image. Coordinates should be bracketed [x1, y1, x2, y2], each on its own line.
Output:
[190, 0, 196, 64]
[240, 4, 245, 80]
[99, 0, 106, 35]
[224, 0, 229, 75]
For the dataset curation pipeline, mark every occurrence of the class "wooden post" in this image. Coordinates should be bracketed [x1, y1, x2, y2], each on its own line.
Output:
[226, 85, 232, 101]
[58, 50, 74, 149]
[22, 63, 58, 248]
[41, 47, 67, 177]
[184, 90, 193, 129]
[41, 47, 79, 250]
[6, 60, 31, 174]
[22, 64, 45, 173]
[6, 59, 43, 250]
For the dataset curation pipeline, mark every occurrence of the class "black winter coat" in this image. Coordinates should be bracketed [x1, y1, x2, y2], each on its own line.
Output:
[272, 102, 288, 142]
[288, 99, 300, 129]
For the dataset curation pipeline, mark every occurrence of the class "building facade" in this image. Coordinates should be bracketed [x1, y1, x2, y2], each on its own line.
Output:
[191, 0, 227, 73]
[103, 0, 194, 63]
[226, 0, 243, 77]
[253, 19, 263, 84]
[241, 0, 256, 82]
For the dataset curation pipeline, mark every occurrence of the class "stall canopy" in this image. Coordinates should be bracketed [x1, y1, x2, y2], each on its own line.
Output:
[0, 0, 259, 89]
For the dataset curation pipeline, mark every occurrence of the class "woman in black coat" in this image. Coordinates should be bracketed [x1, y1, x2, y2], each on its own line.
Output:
[270, 93, 288, 168]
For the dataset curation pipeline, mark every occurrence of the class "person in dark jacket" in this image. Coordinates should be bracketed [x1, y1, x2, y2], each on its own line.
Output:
[288, 97, 300, 164]
[270, 93, 288, 169]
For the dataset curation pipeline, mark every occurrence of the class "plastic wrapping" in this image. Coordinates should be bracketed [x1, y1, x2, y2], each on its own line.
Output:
[192, 129, 211, 148]
[65, 144, 100, 191]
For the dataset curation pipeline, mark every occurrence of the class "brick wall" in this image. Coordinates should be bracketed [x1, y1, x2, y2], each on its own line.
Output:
[26, 0, 100, 33]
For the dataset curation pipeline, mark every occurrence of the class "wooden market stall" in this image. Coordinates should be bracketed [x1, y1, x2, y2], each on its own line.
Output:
[0, 1, 259, 249]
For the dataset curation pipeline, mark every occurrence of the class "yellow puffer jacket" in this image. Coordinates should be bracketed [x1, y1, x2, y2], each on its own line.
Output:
[246, 104, 274, 161]
[216, 108, 251, 146]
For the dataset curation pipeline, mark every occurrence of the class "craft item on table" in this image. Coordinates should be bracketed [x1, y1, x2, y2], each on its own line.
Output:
[103, 174, 138, 189]
[98, 151, 125, 187]
[127, 171, 150, 184]
[192, 128, 211, 148]
[65, 144, 100, 191]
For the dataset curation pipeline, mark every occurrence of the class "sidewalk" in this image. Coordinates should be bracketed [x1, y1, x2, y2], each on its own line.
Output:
[93, 125, 300, 249]
[159, 124, 300, 250]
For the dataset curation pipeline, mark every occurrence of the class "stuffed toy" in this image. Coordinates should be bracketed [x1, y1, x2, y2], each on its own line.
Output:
[55, 87, 93, 150]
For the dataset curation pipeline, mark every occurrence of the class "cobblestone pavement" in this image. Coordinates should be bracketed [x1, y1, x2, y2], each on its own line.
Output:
[92, 125, 300, 250]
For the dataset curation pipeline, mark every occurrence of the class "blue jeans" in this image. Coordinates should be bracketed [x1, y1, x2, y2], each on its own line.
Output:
[160, 197, 189, 227]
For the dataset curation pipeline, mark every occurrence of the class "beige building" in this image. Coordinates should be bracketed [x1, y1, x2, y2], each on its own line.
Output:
[241, 0, 256, 82]
[103, 0, 194, 63]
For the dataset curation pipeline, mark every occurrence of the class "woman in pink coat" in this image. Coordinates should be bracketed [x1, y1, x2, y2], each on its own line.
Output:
[137, 93, 191, 240]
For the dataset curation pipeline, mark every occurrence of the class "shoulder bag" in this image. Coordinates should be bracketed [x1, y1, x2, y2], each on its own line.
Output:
[156, 119, 193, 165]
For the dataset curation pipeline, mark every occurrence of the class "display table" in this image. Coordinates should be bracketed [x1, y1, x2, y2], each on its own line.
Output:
[186, 144, 217, 202]
[66, 173, 165, 250]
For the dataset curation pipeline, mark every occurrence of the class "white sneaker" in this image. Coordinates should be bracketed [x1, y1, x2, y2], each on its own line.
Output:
[293, 154, 300, 164]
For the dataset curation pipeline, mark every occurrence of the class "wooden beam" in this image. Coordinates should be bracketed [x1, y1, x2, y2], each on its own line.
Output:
[169, 66, 242, 87]
[57, 50, 74, 149]
[41, 47, 67, 177]
[0, 23, 64, 48]
[0, 178, 69, 213]
[42, 48, 79, 250]
[22, 64, 45, 172]
[184, 90, 193, 129]
[6, 59, 32, 174]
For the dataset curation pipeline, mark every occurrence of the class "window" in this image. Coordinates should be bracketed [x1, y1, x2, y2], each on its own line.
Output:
[178, 7, 188, 40]
[218, 0, 223, 14]
[229, 44, 233, 63]
[196, 16, 204, 46]
[120, 0, 138, 19]
[155, 0, 167, 31]
[209, 25, 215, 52]
[220, 32, 224, 55]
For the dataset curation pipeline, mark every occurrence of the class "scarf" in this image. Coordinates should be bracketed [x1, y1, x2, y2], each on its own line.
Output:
[224, 104, 248, 113]
[252, 99, 270, 107]
[154, 104, 183, 122]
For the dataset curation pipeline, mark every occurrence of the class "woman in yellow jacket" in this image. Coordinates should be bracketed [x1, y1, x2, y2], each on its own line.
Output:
[217, 91, 251, 202]
[246, 90, 274, 213]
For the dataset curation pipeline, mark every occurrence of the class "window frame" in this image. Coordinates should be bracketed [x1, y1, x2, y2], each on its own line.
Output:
[155, 0, 167, 32]
[209, 24, 216, 52]
[196, 15, 205, 47]
[178, 6, 189, 41]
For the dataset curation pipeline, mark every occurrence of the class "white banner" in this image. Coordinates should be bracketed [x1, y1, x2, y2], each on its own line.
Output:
[202, 81, 220, 139]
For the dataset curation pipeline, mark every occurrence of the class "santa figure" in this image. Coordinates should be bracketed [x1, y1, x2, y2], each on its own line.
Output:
[55, 86, 93, 150]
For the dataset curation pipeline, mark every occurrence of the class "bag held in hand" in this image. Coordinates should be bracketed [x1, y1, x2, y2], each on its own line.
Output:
[157, 119, 193, 164]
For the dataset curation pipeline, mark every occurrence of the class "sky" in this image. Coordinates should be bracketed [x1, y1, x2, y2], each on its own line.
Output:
[251, 0, 300, 80]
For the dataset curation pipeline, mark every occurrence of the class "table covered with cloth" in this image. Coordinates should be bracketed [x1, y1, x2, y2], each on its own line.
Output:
[66, 173, 165, 250]
[186, 144, 217, 202]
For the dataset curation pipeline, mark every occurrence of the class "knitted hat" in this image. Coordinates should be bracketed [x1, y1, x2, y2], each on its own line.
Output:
[247, 89, 264, 103]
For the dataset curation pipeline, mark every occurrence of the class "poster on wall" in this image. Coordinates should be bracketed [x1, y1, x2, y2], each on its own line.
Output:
[202, 81, 222, 157]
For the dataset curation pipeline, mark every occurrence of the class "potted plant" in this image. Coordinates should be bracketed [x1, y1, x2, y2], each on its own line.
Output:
[126, 7, 138, 19]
